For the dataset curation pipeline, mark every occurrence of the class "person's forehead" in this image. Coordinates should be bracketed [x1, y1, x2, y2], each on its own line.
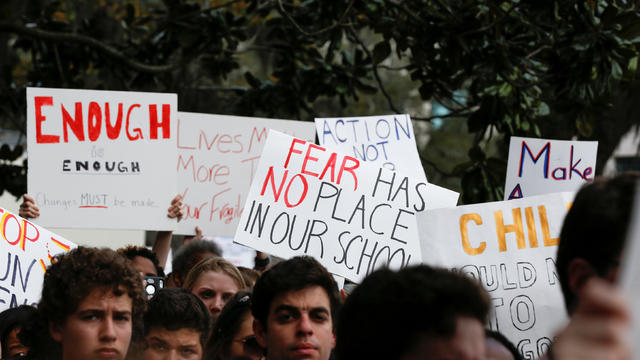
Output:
[269, 285, 332, 312]
[147, 326, 202, 346]
[132, 256, 157, 275]
[76, 286, 133, 311]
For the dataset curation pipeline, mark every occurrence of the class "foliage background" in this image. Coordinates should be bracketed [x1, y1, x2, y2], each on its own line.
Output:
[2, 0, 640, 204]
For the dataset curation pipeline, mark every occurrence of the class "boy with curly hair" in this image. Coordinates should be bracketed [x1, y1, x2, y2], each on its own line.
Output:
[25, 246, 146, 360]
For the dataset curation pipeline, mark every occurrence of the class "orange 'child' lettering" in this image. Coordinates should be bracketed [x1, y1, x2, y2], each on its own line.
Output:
[35, 96, 60, 143]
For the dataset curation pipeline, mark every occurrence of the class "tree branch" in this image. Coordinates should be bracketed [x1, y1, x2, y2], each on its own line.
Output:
[348, 26, 401, 114]
[277, 0, 356, 36]
[0, 22, 178, 73]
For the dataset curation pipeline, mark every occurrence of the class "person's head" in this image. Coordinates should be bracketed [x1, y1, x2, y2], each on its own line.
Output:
[183, 257, 245, 323]
[117, 245, 164, 277]
[238, 267, 260, 288]
[207, 291, 265, 360]
[252, 256, 339, 360]
[143, 288, 210, 360]
[0, 305, 37, 359]
[556, 172, 639, 314]
[39, 246, 146, 360]
[172, 240, 223, 287]
[336, 265, 489, 360]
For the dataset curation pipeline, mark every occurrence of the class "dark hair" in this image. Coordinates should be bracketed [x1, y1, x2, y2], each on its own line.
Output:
[118, 245, 165, 277]
[237, 267, 260, 288]
[335, 265, 490, 360]
[556, 172, 639, 313]
[172, 240, 222, 286]
[206, 291, 253, 360]
[0, 305, 37, 356]
[485, 329, 523, 360]
[252, 256, 340, 329]
[23, 247, 146, 360]
[144, 288, 211, 347]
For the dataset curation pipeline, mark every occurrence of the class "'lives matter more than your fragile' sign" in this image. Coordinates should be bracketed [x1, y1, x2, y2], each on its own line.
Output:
[176, 112, 315, 236]
[504, 136, 597, 200]
[0, 207, 76, 311]
[27, 87, 178, 230]
[315, 114, 427, 182]
[234, 130, 459, 282]
[418, 193, 569, 358]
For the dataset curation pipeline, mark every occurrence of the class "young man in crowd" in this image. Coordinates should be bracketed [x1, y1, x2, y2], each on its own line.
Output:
[336, 265, 489, 360]
[27, 247, 146, 360]
[118, 245, 165, 278]
[141, 288, 210, 360]
[251, 256, 339, 360]
[556, 172, 638, 314]
[336, 266, 630, 360]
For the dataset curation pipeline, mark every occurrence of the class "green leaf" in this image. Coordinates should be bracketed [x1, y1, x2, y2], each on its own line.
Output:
[372, 41, 391, 65]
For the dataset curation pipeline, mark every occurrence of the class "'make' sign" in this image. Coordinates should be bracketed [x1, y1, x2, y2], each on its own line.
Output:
[0, 207, 76, 311]
[234, 131, 459, 282]
[418, 193, 569, 358]
[315, 114, 427, 182]
[504, 137, 597, 200]
[27, 87, 178, 230]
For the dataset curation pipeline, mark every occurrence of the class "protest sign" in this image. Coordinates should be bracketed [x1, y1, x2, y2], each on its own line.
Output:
[504, 137, 597, 200]
[27, 87, 178, 230]
[419, 193, 568, 358]
[315, 114, 427, 182]
[204, 236, 255, 268]
[176, 112, 315, 236]
[234, 130, 459, 282]
[0, 207, 76, 311]
[620, 184, 640, 359]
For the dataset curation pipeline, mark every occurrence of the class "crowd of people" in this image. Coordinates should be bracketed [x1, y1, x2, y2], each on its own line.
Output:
[0, 172, 636, 360]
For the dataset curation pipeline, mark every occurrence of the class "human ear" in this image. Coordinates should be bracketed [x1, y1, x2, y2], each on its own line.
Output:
[568, 258, 597, 296]
[253, 319, 268, 348]
[49, 321, 64, 343]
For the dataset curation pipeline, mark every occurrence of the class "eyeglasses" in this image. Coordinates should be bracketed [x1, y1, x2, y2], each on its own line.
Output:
[232, 335, 264, 357]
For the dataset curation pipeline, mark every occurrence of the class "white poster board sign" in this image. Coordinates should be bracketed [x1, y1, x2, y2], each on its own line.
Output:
[205, 236, 255, 268]
[234, 130, 458, 282]
[176, 113, 315, 236]
[620, 184, 640, 360]
[315, 114, 427, 182]
[27, 87, 178, 230]
[418, 193, 569, 358]
[0, 207, 76, 311]
[504, 137, 597, 200]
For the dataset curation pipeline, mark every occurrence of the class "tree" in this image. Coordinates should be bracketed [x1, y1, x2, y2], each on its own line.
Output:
[2, 0, 639, 203]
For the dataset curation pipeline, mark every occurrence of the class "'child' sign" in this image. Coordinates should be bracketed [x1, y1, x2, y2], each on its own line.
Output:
[27, 87, 178, 230]
[418, 193, 569, 357]
[234, 131, 459, 282]
[504, 137, 597, 200]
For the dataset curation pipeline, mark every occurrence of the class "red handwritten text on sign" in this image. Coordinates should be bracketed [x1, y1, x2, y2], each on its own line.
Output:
[34, 96, 171, 143]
